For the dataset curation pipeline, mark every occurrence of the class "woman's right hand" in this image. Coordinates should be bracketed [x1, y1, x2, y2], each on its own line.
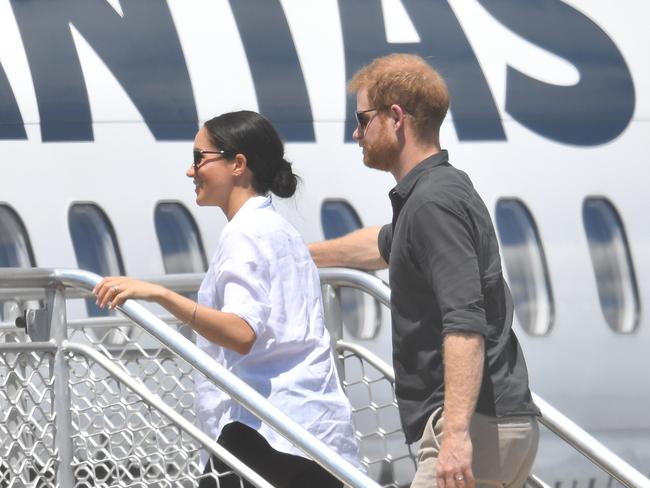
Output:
[93, 276, 166, 309]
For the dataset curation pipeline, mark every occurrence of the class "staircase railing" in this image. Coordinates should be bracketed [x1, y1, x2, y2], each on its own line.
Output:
[2, 267, 649, 488]
[0, 267, 380, 488]
[318, 267, 650, 488]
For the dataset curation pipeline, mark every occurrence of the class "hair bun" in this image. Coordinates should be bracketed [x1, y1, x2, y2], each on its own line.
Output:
[270, 159, 298, 198]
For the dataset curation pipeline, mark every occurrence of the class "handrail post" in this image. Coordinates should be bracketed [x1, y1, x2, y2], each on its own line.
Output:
[322, 284, 345, 378]
[47, 284, 75, 486]
[2, 300, 26, 481]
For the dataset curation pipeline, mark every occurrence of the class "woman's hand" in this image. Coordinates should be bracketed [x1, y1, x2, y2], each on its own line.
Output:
[93, 277, 166, 310]
[93, 276, 255, 354]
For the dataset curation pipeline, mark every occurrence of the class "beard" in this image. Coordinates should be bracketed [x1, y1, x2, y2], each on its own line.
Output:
[361, 120, 399, 172]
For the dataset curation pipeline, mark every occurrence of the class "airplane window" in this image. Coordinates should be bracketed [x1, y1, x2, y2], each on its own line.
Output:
[322, 200, 363, 239]
[495, 199, 554, 336]
[583, 198, 639, 333]
[69, 204, 124, 317]
[154, 202, 207, 274]
[321, 200, 380, 339]
[0, 205, 36, 321]
[0, 205, 35, 268]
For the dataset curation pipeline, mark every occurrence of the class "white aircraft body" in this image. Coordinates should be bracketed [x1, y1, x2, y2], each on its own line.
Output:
[0, 0, 648, 485]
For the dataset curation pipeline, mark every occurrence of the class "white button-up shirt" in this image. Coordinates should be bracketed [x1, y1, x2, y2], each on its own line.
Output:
[194, 195, 359, 466]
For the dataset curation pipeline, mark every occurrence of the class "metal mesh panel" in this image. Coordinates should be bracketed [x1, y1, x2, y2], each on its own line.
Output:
[68, 352, 248, 488]
[1, 321, 254, 487]
[340, 349, 417, 488]
[0, 349, 57, 487]
[66, 323, 255, 487]
[67, 322, 197, 425]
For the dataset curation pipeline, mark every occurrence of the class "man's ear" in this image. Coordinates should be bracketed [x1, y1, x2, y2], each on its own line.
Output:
[233, 153, 248, 176]
[390, 104, 406, 130]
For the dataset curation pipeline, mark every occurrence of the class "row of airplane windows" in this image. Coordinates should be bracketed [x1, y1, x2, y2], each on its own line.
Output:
[0, 197, 640, 337]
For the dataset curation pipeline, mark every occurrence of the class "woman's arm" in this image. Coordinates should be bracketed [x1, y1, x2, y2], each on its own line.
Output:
[93, 277, 256, 355]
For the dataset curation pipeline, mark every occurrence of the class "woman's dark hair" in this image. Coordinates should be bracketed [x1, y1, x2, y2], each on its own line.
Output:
[203, 111, 299, 198]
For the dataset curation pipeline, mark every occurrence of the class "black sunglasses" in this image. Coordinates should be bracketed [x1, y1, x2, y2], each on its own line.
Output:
[193, 149, 231, 169]
[355, 108, 378, 131]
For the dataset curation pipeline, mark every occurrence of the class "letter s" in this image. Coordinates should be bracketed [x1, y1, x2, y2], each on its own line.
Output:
[478, 0, 635, 145]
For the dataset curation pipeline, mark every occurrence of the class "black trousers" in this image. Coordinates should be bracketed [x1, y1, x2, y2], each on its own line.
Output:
[198, 422, 343, 488]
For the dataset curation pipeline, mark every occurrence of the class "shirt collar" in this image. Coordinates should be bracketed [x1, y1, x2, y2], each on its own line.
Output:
[230, 195, 272, 223]
[391, 150, 449, 201]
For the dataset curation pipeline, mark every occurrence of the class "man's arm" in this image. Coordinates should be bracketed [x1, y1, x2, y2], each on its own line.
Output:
[436, 332, 484, 488]
[308, 226, 387, 270]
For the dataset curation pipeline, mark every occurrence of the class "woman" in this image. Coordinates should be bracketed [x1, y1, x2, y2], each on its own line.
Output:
[93, 111, 359, 487]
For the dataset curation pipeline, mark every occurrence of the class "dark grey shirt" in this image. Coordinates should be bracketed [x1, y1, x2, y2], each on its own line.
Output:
[378, 150, 539, 443]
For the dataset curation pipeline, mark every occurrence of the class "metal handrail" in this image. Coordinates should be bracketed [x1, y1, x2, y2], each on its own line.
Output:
[335, 340, 650, 488]
[0, 273, 205, 301]
[531, 395, 650, 488]
[320, 268, 390, 307]
[322, 267, 650, 488]
[0, 268, 380, 488]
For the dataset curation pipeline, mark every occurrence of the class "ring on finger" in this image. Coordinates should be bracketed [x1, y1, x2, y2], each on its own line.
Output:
[112, 286, 120, 293]
[455, 474, 464, 482]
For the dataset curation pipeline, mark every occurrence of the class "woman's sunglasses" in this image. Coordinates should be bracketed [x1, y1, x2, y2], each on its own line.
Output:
[193, 149, 231, 170]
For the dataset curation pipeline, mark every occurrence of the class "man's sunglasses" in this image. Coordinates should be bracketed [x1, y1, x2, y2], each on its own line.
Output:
[193, 149, 231, 169]
[355, 108, 378, 131]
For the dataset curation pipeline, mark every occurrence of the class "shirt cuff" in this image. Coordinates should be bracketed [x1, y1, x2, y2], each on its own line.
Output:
[441, 309, 488, 337]
[378, 224, 392, 264]
[221, 302, 270, 337]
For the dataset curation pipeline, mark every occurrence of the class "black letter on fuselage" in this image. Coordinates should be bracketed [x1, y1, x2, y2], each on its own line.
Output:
[229, 0, 314, 141]
[0, 63, 26, 140]
[478, 0, 635, 145]
[339, 0, 505, 142]
[10, 0, 197, 142]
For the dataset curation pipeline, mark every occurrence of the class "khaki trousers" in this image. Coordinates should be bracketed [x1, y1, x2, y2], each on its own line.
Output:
[411, 408, 539, 488]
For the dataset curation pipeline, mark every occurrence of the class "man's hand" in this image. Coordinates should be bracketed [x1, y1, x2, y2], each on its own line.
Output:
[436, 430, 475, 488]
[438, 332, 484, 488]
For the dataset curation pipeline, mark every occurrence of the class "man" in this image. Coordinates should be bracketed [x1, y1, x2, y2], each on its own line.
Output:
[309, 54, 540, 488]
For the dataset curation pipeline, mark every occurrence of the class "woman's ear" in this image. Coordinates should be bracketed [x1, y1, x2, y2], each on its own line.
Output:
[233, 153, 248, 176]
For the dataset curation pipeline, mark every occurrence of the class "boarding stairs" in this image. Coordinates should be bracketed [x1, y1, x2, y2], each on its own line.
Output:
[0, 268, 648, 488]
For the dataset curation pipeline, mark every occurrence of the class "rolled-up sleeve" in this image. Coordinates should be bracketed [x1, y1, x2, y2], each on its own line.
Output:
[213, 232, 272, 337]
[409, 201, 487, 337]
[378, 224, 393, 264]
